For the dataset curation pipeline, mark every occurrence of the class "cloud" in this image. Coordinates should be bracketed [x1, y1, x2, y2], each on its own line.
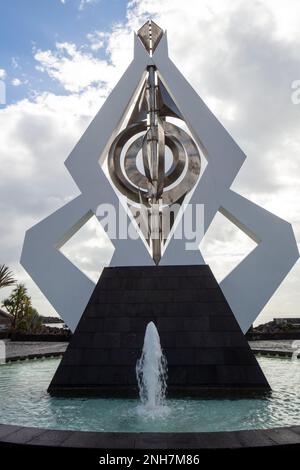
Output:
[87, 31, 109, 51]
[78, 0, 99, 11]
[34, 41, 122, 93]
[1, 0, 299, 325]
[0, 88, 108, 315]
[11, 57, 19, 69]
[11, 78, 22, 87]
[0, 69, 6, 79]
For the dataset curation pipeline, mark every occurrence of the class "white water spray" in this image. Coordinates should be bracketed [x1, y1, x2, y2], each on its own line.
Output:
[136, 322, 168, 415]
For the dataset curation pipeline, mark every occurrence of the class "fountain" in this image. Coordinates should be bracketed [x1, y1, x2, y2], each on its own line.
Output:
[0, 18, 299, 452]
[136, 322, 168, 416]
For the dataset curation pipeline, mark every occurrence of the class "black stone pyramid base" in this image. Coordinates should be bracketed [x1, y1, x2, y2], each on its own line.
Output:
[48, 265, 270, 396]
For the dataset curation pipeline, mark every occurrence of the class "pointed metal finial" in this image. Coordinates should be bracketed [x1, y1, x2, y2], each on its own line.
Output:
[137, 20, 163, 54]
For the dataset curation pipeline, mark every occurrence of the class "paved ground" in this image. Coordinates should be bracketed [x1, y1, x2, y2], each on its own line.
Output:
[1, 340, 298, 362]
[0, 422, 300, 449]
[249, 340, 299, 357]
[2, 340, 68, 362]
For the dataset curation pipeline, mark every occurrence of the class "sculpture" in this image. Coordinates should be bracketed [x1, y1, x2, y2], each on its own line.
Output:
[21, 21, 299, 334]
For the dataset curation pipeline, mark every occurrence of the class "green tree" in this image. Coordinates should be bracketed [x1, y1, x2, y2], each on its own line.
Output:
[2, 284, 42, 333]
[0, 264, 16, 289]
[17, 307, 42, 333]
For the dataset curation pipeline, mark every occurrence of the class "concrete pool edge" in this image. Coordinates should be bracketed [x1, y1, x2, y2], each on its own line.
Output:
[0, 424, 300, 449]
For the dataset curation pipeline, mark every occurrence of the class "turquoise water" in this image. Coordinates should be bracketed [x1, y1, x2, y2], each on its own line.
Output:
[0, 357, 299, 432]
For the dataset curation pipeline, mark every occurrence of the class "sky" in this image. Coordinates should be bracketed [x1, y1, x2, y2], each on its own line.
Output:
[0, 0, 299, 326]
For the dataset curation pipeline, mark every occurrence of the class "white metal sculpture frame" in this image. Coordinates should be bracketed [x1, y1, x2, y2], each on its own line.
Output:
[21, 29, 299, 333]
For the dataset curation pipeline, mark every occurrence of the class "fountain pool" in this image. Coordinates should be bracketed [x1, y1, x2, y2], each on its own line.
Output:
[0, 356, 299, 433]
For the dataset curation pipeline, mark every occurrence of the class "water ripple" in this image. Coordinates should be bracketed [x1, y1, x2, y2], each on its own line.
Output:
[0, 357, 299, 432]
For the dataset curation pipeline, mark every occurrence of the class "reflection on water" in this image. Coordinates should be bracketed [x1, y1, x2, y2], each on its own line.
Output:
[0, 356, 299, 432]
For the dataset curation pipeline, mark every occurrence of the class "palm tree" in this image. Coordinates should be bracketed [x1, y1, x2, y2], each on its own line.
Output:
[0, 264, 16, 290]
[2, 283, 37, 331]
